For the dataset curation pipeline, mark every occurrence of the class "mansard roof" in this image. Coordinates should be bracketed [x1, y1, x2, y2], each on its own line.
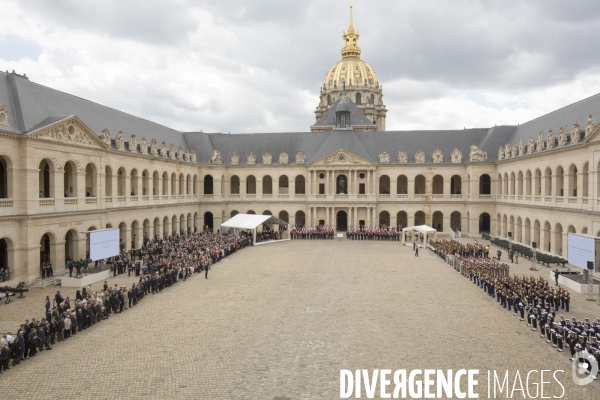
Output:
[1, 70, 598, 165]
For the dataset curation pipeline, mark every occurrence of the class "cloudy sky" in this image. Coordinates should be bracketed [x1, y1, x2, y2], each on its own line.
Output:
[2, 0, 600, 133]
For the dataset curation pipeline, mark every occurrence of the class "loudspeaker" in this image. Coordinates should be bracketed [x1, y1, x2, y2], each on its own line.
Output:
[532, 241, 537, 249]
[508, 232, 512, 238]
[588, 261, 595, 271]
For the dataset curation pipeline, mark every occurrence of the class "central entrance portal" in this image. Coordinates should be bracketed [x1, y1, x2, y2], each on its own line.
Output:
[336, 210, 347, 231]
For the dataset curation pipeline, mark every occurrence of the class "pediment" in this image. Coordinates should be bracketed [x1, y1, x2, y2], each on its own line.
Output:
[27, 116, 110, 150]
[310, 149, 374, 166]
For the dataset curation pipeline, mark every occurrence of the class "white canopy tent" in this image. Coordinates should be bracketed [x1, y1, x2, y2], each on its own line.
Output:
[401, 225, 438, 248]
[220, 214, 288, 244]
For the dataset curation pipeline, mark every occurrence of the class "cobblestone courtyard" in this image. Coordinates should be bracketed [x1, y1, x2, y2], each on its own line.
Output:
[1, 239, 600, 399]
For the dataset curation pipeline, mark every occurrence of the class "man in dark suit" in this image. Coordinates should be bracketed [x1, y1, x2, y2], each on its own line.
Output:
[54, 291, 63, 307]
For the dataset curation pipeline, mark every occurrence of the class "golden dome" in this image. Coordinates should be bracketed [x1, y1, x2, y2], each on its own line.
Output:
[323, 6, 380, 90]
[323, 58, 380, 90]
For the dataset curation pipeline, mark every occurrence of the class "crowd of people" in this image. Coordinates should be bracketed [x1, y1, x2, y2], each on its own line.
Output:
[430, 238, 599, 377]
[0, 231, 253, 374]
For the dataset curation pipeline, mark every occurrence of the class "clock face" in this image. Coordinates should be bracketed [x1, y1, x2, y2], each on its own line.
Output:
[337, 153, 346, 162]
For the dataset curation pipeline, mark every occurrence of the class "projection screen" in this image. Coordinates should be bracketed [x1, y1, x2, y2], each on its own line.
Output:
[89, 228, 120, 261]
[568, 233, 596, 270]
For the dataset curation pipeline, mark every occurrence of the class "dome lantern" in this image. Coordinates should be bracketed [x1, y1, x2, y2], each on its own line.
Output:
[341, 5, 361, 59]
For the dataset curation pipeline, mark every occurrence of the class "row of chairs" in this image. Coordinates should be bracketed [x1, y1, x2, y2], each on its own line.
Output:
[489, 238, 568, 268]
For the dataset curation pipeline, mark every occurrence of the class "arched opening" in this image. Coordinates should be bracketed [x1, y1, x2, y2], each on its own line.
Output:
[503, 173, 508, 195]
[397, 211, 408, 227]
[525, 170, 532, 196]
[161, 172, 168, 195]
[186, 174, 191, 195]
[582, 162, 589, 197]
[230, 175, 240, 194]
[517, 171, 523, 196]
[432, 175, 443, 195]
[543, 221, 551, 252]
[556, 166, 564, 197]
[130, 169, 138, 196]
[432, 211, 443, 231]
[171, 172, 177, 195]
[295, 211, 306, 227]
[142, 170, 149, 196]
[179, 214, 185, 234]
[204, 175, 214, 194]
[568, 164, 577, 197]
[450, 175, 462, 194]
[355, 93, 361, 104]
[40, 233, 54, 273]
[478, 213, 490, 234]
[64, 229, 78, 262]
[0, 156, 10, 198]
[478, 174, 490, 195]
[295, 175, 306, 194]
[379, 211, 390, 226]
[379, 175, 390, 194]
[194, 212, 199, 231]
[263, 210, 272, 216]
[336, 174, 348, 194]
[171, 215, 178, 236]
[153, 217, 160, 237]
[279, 175, 289, 194]
[502, 215, 508, 237]
[131, 220, 140, 248]
[118, 222, 127, 250]
[85, 163, 96, 197]
[0, 237, 13, 282]
[533, 220, 540, 248]
[336, 210, 347, 231]
[534, 169, 542, 196]
[162, 217, 169, 237]
[414, 175, 425, 194]
[193, 175, 198, 195]
[263, 175, 273, 195]
[279, 211, 289, 223]
[246, 175, 256, 194]
[230, 210, 239, 218]
[516, 217, 522, 242]
[449, 211, 461, 232]
[118, 169, 130, 197]
[64, 161, 77, 197]
[152, 171, 159, 195]
[397, 175, 407, 194]
[247, 210, 256, 215]
[555, 223, 563, 255]
[524, 219, 531, 244]
[143, 219, 151, 241]
[179, 174, 184, 195]
[509, 216, 515, 238]
[414, 211, 425, 226]
[582, 226, 588, 234]
[544, 168, 552, 196]
[39, 159, 52, 198]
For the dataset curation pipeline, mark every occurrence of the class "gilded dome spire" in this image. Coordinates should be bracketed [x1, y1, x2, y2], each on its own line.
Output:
[342, 5, 360, 59]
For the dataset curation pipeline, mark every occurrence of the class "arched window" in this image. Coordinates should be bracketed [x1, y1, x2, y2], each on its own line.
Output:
[279, 175, 289, 194]
[105, 166, 113, 197]
[414, 175, 425, 194]
[355, 93, 362, 104]
[64, 161, 77, 197]
[478, 175, 490, 195]
[39, 159, 53, 198]
[230, 176, 240, 194]
[397, 175, 407, 194]
[142, 170, 149, 196]
[263, 175, 273, 195]
[85, 164, 96, 197]
[295, 175, 305, 194]
[130, 169, 138, 196]
[378, 175, 390, 194]
[432, 175, 443, 195]
[246, 176, 256, 194]
[204, 175, 213, 194]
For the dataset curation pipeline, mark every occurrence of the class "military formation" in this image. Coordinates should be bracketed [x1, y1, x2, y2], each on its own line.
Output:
[0, 231, 253, 374]
[290, 225, 335, 240]
[346, 226, 402, 241]
[430, 238, 599, 378]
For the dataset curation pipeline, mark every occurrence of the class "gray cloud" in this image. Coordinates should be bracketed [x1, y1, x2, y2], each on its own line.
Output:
[2, 0, 600, 133]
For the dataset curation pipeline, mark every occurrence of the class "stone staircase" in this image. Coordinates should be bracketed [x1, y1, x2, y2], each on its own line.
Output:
[29, 273, 67, 288]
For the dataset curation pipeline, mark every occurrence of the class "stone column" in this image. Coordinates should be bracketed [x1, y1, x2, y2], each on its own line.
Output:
[257, 178, 263, 198]
[325, 170, 330, 195]
[240, 179, 246, 198]
[307, 171, 312, 195]
[373, 169, 378, 195]
[443, 178, 451, 198]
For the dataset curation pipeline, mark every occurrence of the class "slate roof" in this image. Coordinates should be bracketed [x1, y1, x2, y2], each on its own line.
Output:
[0, 71, 189, 149]
[1, 70, 599, 165]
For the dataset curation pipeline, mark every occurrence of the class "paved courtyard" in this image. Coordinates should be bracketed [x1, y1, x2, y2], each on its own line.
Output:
[1, 239, 600, 399]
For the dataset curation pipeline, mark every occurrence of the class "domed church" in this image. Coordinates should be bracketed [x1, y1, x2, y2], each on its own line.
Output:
[0, 7, 599, 285]
[313, 6, 387, 131]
